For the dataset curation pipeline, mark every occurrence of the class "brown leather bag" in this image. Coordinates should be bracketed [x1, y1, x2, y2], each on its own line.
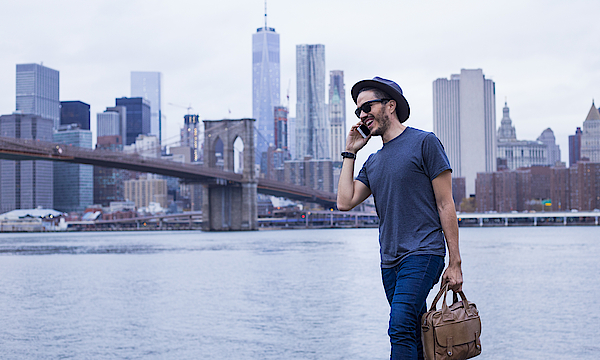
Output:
[421, 284, 482, 360]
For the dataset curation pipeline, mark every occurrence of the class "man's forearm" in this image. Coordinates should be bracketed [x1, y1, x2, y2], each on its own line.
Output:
[439, 204, 461, 266]
[337, 157, 356, 210]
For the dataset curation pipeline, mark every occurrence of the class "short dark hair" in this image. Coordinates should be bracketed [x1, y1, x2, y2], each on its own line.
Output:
[358, 86, 391, 101]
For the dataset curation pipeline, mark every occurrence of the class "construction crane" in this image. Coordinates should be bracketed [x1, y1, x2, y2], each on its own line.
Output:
[168, 102, 194, 114]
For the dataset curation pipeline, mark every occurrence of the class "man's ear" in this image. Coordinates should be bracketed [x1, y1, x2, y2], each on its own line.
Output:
[387, 99, 397, 113]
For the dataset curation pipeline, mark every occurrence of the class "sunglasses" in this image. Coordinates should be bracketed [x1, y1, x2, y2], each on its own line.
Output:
[354, 99, 391, 118]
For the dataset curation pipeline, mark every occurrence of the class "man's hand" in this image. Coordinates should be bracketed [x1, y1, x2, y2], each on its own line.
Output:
[346, 121, 370, 154]
[442, 263, 463, 292]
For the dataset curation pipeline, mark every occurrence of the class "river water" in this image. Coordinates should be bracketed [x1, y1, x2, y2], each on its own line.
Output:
[0, 227, 598, 359]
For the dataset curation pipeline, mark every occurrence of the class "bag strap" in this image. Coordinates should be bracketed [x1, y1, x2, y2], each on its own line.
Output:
[428, 283, 449, 312]
[429, 284, 476, 316]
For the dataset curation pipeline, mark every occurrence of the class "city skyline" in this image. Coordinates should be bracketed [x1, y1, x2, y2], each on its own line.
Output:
[1, 0, 599, 171]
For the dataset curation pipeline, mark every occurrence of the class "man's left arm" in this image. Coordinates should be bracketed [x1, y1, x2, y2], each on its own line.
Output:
[431, 170, 463, 292]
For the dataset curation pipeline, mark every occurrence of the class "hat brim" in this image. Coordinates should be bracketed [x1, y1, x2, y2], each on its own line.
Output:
[351, 79, 410, 123]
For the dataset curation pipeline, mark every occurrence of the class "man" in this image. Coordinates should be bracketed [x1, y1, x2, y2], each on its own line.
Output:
[337, 77, 463, 360]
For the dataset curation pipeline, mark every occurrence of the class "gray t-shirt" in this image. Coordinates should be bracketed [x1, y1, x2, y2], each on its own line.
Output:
[356, 127, 451, 268]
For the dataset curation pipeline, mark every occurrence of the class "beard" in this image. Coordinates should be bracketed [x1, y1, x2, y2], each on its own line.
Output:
[370, 110, 391, 137]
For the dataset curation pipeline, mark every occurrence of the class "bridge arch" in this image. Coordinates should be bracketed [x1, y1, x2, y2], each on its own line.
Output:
[202, 119, 257, 230]
[233, 136, 244, 174]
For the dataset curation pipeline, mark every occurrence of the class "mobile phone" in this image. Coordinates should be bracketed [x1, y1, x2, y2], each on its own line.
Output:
[357, 124, 371, 138]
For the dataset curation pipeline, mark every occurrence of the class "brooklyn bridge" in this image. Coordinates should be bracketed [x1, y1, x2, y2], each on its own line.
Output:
[0, 118, 338, 231]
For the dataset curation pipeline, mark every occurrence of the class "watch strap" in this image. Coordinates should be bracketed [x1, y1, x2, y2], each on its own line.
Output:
[341, 151, 356, 159]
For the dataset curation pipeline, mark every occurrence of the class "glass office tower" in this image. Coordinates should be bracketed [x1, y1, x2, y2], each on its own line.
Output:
[252, 22, 280, 162]
[53, 124, 93, 212]
[16, 63, 60, 129]
[131, 72, 162, 146]
[295, 44, 329, 160]
[115, 97, 151, 145]
[60, 101, 90, 130]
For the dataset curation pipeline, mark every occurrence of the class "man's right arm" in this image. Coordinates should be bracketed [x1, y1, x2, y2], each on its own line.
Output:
[337, 122, 372, 211]
[337, 157, 371, 211]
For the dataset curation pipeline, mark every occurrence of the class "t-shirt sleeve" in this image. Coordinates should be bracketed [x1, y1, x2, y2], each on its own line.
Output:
[422, 133, 452, 180]
[356, 160, 371, 189]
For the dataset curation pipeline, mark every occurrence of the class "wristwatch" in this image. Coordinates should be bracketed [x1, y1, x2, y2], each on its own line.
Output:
[341, 151, 356, 159]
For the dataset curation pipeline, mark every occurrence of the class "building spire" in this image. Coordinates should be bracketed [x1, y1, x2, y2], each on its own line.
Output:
[585, 100, 600, 121]
[264, 0, 267, 29]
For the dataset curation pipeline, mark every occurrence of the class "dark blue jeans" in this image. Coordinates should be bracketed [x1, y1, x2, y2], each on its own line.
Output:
[381, 254, 445, 360]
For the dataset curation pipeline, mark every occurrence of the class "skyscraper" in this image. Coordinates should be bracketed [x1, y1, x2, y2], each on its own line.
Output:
[581, 101, 600, 162]
[433, 69, 496, 196]
[252, 14, 280, 160]
[60, 101, 90, 130]
[0, 114, 54, 212]
[53, 124, 93, 212]
[274, 106, 288, 151]
[131, 72, 163, 146]
[115, 97, 151, 145]
[295, 44, 329, 160]
[16, 63, 60, 128]
[180, 114, 203, 162]
[329, 70, 346, 160]
[97, 106, 127, 141]
[537, 128, 561, 166]
[569, 127, 583, 166]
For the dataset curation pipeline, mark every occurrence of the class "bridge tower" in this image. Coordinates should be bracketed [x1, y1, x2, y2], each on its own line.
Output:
[202, 119, 257, 231]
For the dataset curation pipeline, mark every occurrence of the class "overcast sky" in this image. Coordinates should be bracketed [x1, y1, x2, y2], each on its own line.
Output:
[1, 0, 599, 167]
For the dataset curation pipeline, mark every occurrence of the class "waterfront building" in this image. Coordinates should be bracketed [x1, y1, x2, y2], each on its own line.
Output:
[180, 114, 202, 162]
[452, 177, 466, 210]
[0, 113, 53, 212]
[284, 157, 333, 193]
[569, 127, 583, 167]
[124, 177, 168, 209]
[115, 97, 151, 145]
[329, 70, 346, 161]
[476, 169, 528, 213]
[60, 101, 90, 130]
[53, 124, 93, 212]
[550, 165, 570, 211]
[94, 136, 129, 207]
[581, 102, 600, 162]
[475, 163, 599, 212]
[131, 71, 163, 146]
[295, 44, 330, 160]
[496, 102, 547, 170]
[537, 128, 561, 166]
[16, 63, 60, 128]
[433, 69, 496, 196]
[569, 161, 600, 211]
[252, 16, 280, 161]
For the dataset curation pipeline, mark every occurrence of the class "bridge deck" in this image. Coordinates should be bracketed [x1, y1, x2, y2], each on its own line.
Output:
[0, 136, 337, 207]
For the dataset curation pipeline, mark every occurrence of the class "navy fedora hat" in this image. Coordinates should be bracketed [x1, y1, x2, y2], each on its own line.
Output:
[351, 77, 410, 123]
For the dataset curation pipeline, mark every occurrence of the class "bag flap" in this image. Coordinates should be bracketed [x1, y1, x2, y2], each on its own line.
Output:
[434, 318, 481, 346]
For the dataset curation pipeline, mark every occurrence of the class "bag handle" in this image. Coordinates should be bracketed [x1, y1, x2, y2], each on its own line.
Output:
[428, 283, 474, 315]
[428, 283, 449, 312]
